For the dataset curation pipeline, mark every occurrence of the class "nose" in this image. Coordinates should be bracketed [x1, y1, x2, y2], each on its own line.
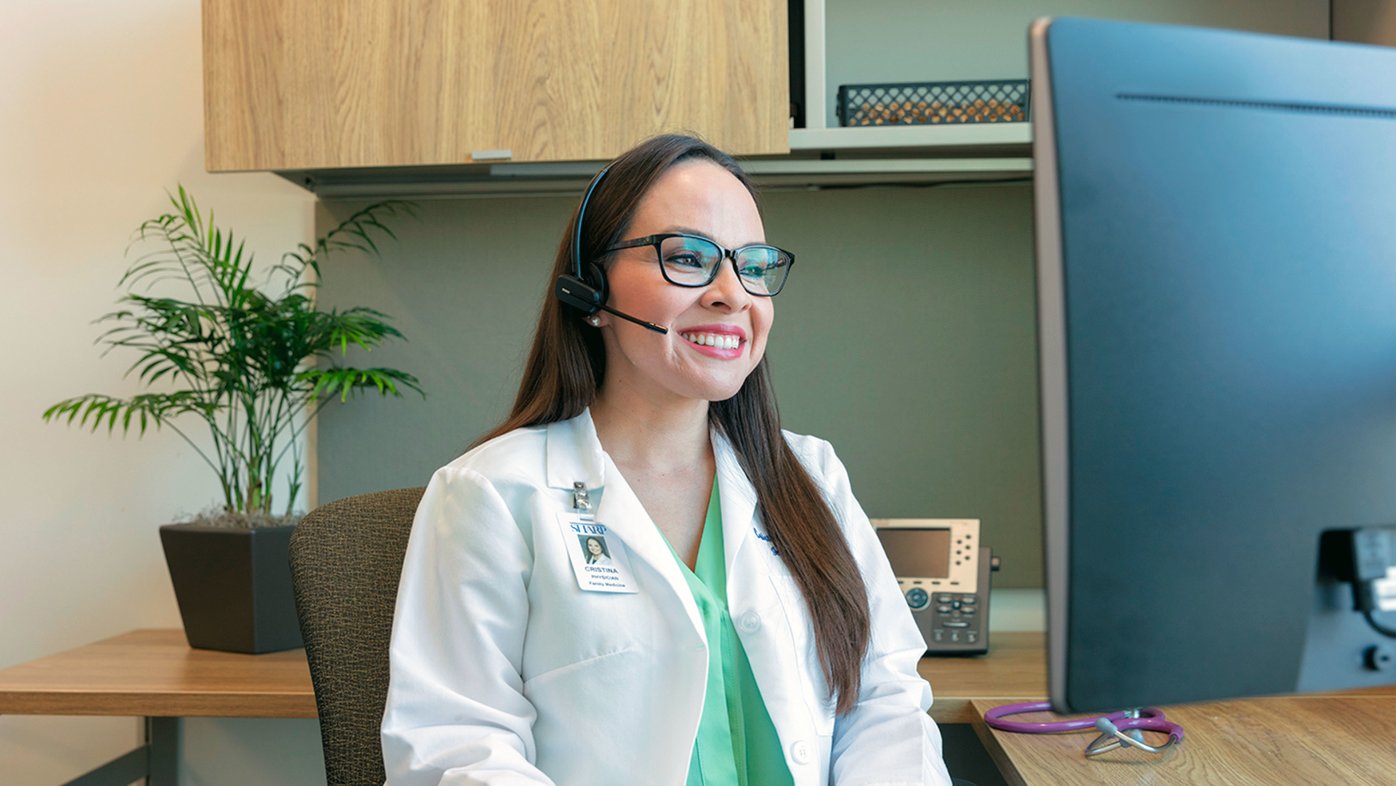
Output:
[702, 255, 753, 311]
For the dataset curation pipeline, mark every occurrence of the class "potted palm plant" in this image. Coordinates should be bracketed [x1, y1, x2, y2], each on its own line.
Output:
[44, 187, 421, 653]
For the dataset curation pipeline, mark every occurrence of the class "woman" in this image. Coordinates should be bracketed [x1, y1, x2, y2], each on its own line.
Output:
[582, 536, 613, 566]
[382, 134, 952, 785]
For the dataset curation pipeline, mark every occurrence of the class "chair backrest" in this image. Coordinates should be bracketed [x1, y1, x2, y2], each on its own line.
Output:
[289, 486, 425, 786]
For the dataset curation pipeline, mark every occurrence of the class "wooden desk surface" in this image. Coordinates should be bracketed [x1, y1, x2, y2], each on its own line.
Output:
[0, 629, 316, 718]
[0, 629, 1043, 724]
[919, 631, 1047, 724]
[8, 624, 1394, 785]
[972, 696, 1396, 786]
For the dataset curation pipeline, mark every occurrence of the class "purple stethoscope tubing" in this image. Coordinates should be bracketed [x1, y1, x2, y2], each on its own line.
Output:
[983, 701, 1184, 755]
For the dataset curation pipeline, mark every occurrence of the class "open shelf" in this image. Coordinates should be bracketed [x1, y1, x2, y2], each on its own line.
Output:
[794, 0, 1032, 160]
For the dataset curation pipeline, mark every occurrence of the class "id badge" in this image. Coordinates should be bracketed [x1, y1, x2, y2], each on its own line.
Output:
[558, 513, 639, 593]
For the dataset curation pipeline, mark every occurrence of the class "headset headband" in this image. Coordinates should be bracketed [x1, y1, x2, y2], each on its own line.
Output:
[572, 164, 613, 281]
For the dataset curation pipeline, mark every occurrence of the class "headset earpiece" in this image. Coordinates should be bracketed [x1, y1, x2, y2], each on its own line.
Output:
[554, 272, 602, 313]
[586, 262, 608, 304]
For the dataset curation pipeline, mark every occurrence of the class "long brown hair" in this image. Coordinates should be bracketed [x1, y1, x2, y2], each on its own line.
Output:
[479, 134, 871, 714]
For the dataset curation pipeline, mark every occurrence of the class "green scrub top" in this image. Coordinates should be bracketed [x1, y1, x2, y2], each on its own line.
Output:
[664, 478, 795, 786]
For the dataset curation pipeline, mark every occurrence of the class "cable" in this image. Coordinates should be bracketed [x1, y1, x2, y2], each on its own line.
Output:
[1362, 608, 1396, 639]
[808, 177, 1033, 192]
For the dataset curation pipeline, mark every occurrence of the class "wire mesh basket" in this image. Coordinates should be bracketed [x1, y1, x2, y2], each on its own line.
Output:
[837, 79, 1030, 126]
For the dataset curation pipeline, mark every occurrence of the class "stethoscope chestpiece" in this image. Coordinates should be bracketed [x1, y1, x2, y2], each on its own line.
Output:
[1084, 712, 1184, 757]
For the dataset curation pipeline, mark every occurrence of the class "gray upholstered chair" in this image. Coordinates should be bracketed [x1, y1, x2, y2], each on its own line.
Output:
[289, 486, 425, 786]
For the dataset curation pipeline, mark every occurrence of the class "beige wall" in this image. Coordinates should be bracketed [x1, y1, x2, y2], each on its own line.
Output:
[1, 2, 322, 783]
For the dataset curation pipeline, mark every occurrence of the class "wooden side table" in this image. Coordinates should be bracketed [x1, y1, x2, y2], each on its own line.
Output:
[0, 629, 315, 785]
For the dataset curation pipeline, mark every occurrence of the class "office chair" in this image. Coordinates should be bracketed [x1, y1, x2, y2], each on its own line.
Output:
[289, 486, 425, 786]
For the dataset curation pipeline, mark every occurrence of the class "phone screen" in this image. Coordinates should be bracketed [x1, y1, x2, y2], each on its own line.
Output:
[876, 528, 952, 578]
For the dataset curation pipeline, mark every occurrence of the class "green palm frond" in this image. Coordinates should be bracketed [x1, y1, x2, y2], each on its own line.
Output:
[274, 200, 417, 285]
[301, 366, 423, 403]
[45, 187, 421, 516]
[42, 391, 214, 436]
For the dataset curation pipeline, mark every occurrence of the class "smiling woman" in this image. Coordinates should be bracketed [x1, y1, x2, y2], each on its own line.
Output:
[381, 135, 953, 786]
[595, 159, 775, 406]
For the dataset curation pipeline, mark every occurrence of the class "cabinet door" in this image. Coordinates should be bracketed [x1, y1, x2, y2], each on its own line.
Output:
[203, 0, 789, 171]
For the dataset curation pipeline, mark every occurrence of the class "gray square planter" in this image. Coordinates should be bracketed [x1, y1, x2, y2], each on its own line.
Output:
[159, 523, 303, 653]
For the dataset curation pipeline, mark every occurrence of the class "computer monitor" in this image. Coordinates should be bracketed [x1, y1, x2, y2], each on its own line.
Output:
[1030, 17, 1396, 713]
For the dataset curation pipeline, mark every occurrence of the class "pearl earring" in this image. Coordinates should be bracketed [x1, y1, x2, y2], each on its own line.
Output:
[586, 315, 601, 327]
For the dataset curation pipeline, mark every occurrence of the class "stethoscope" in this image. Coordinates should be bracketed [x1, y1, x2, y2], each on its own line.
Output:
[983, 702, 1185, 757]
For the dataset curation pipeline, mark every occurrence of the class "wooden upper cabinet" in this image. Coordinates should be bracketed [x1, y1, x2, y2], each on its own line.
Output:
[203, 0, 790, 171]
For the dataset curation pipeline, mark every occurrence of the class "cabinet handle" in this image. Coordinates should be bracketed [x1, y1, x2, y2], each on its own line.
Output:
[471, 149, 513, 161]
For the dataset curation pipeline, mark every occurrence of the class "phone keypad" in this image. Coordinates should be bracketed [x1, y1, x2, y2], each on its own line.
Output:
[933, 594, 980, 632]
[900, 583, 986, 651]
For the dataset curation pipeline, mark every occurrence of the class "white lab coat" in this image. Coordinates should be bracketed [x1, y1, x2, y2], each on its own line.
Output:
[382, 409, 951, 786]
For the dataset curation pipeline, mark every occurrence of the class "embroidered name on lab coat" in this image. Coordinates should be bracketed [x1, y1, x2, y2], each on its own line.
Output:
[558, 513, 639, 593]
[753, 527, 780, 556]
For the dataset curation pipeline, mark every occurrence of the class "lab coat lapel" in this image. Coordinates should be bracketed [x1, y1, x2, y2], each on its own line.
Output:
[544, 411, 605, 492]
[544, 410, 704, 639]
[713, 429, 759, 588]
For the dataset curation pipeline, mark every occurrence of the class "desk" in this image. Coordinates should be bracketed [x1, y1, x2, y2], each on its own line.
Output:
[0, 628, 1035, 783]
[0, 629, 1033, 718]
[930, 633, 1396, 784]
[7, 629, 1392, 786]
[972, 696, 1396, 785]
[918, 631, 1047, 723]
[0, 629, 1037, 783]
[0, 629, 315, 785]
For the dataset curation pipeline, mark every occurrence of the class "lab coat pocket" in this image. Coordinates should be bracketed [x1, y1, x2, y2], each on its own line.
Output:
[522, 645, 639, 694]
[770, 574, 836, 736]
[522, 646, 664, 783]
[522, 646, 645, 739]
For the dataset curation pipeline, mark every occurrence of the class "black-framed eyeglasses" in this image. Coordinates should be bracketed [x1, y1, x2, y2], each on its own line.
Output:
[602, 233, 795, 297]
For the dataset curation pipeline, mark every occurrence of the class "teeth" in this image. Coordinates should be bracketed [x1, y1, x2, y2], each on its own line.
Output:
[682, 332, 740, 350]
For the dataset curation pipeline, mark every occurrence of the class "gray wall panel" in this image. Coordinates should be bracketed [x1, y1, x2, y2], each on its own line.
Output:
[316, 183, 1043, 586]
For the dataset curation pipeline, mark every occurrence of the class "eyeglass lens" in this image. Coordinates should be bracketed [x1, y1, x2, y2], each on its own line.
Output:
[658, 235, 791, 295]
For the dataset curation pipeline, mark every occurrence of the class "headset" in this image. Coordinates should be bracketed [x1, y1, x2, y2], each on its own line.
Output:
[553, 165, 669, 334]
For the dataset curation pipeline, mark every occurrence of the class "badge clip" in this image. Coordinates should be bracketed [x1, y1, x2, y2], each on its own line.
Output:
[571, 482, 591, 513]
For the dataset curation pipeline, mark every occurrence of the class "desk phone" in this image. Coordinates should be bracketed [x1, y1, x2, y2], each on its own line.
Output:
[872, 518, 997, 656]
